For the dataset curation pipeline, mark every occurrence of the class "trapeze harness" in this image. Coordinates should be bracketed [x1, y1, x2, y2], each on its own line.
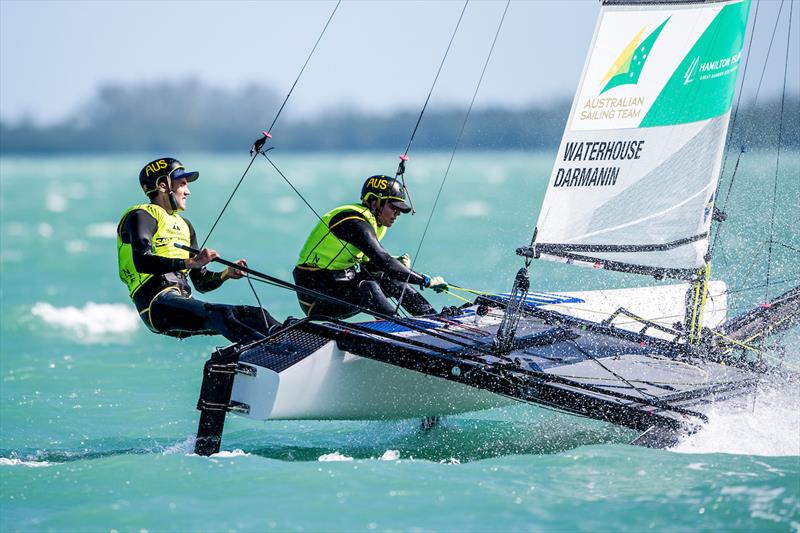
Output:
[117, 203, 278, 342]
[293, 203, 435, 318]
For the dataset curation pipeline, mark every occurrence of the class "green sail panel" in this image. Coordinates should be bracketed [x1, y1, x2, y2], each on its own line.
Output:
[534, 0, 751, 276]
[641, 2, 749, 127]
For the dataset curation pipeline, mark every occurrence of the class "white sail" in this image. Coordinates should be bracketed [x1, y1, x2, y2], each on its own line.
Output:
[534, 0, 751, 277]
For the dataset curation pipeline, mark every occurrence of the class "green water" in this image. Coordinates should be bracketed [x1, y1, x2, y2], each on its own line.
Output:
[1, 152, 798, 531]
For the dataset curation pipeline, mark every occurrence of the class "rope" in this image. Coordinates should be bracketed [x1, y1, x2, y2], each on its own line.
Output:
[447, 287, 800, 373]
[724, 276, 800, 295]
[258, 152, 408, 315]
[449, 284, 493, 296]
[712, 0, 761, 253]
[200, 1, 341, 248]
[445, 283, 800, 356]
[411, 0, 510, 262]
[765, 0, 793, 303]
[711, 0, 787, 255]
[196, 2, 341, 335]
[265, 1, 342, 140]
[779, 243, 800, 254]
[715, 328, 800, 372]
[396, 0, 511, 314]
[200, 155, 260, 249]
[398, 1, 469, 162]
[442, 289, 473, 304]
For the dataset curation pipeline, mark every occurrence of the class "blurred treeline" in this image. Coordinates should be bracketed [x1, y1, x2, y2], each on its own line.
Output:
[1, 81, 798, 153]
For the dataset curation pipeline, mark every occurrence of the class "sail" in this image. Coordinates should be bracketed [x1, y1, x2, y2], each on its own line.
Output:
[533, 0, 751, 278]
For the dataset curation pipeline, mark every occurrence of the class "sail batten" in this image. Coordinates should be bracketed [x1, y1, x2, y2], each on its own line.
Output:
[533, 0, 750, 277]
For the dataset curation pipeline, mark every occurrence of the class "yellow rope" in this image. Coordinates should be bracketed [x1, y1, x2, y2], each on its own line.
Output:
[687, 263, 711, 344]
[442, 289, 473, 304]
[711, 329, 761, 353]
[449, 284, 495, 296]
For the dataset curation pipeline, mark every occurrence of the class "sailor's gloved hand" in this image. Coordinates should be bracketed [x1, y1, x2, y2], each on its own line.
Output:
[426, 276, 449, 293]
[396, 253, 411, 269]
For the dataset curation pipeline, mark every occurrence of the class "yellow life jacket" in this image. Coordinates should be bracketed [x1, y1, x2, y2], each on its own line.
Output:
[296, 203, 387, 271]
[117, 203, 191, 298]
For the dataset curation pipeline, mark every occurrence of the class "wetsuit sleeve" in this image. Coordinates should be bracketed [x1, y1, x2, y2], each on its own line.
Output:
[329, 212, 427, 286]
[185, 219, 225, 293]
[121, 209, 187, 274]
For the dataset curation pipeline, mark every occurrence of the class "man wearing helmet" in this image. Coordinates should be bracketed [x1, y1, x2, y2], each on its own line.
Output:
[293, 174, 448, 319]
[117, 157, 280, 343]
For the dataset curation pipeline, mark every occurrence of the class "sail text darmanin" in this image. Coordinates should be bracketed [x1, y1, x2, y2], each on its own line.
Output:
[553, 166, 620, 187]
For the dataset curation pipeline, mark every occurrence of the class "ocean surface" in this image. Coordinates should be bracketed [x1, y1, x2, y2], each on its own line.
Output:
[1, 151, 798, 532]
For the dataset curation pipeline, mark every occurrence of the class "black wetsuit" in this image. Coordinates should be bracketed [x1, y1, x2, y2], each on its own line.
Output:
[119, 209, 279, 343]
[293, 209, 435, 319]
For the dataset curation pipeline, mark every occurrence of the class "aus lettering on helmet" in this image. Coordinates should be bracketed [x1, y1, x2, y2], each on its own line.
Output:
[138, 157, 200, 210]
[360, 175, 412, 214]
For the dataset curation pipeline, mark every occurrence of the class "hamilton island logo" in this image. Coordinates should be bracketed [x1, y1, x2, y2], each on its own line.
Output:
[683, 56, 700, 85]
[600, 17, 670, 95]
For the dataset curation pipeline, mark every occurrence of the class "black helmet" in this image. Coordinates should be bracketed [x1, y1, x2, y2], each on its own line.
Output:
[360, 175, 411, 213]
[138, 157, 199, 196]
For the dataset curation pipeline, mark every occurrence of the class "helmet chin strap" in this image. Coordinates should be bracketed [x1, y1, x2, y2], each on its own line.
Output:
[168, 190, 179, 212]
[368, 198, 386, 226]
[161, 175, 179, 212]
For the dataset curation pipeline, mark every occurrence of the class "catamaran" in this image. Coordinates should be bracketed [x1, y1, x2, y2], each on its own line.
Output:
[190, 0, 799, 455]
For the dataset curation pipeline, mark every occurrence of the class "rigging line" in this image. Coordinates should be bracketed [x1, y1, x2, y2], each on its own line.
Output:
[413, 0, 510, 261]
[178, 243, 511, 356]
[723, 276, 800, 295]
[718, 235, 769, 298]
[391, 0, 469, 214]
[711, 0, 762, 255]
[394, 0, 510, 314]
[261, 152, 322, 220]
[500, 308, 666, 404]
[765, 0, 793, 302]
[712, 0, 787, 255]
[450, 281, 794, 329]
[200, 154, 260, 249]
[200, 1, 341, 249]
[750, 0, 787, 111]
[258, 151, 408, 314]
[245, 272, 272, 332]
[779, 242, 800, 254]
[715, 0, 761, 203]
[443, 289, 473, 304]
[266, 0, 342, 138]
[563, 335, 661, 402]
[399, 1, 469, 160]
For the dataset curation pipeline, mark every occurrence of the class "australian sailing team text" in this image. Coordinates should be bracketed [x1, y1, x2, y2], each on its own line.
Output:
[553, 140, 644, 188]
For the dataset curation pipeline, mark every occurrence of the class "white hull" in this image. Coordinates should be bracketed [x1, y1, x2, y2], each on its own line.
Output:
[232, 343, 511, 420]
[231, 282, 727, 421]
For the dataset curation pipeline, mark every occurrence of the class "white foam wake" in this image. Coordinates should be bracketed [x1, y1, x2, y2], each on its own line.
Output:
[0, 457, 54, 467]
[318, 451, 354, 462]
[672, 385, 800, 457]
[31, 302, 140, 343]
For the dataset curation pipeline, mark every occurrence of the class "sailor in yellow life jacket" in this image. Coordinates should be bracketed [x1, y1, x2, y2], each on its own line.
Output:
[117, 157, 280, 342]
[293, 175, 448, 319]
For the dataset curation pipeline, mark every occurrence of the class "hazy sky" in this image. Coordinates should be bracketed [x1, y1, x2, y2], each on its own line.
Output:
[1, 0, 797, 126]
